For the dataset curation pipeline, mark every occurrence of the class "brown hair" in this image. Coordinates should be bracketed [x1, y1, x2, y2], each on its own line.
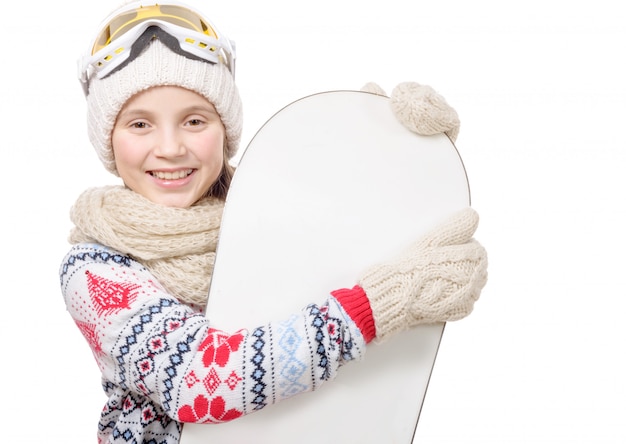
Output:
[206, 160, 234, 200]
[205, 136, 235, 200]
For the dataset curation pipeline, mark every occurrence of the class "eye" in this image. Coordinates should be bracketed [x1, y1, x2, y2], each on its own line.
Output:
[130, 121, 148, 129]
[187, 118, 204, 126]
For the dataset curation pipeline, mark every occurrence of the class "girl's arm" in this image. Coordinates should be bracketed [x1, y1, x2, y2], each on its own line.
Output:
[60, 243, 370, 424]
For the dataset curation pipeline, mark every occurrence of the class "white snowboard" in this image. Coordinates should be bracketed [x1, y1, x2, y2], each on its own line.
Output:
[181, 90, 470, 443]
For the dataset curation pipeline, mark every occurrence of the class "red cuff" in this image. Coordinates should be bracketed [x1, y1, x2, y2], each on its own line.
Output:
[331, 285, 376, 343]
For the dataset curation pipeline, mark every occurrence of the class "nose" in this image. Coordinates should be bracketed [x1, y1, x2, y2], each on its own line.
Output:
[154, 127, 186, 158]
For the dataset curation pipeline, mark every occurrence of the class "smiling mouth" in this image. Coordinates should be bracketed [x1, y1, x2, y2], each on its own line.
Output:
[150, 169, 194, 180]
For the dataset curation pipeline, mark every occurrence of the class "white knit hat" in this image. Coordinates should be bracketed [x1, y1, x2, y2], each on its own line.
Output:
[85, 40, 243, 176]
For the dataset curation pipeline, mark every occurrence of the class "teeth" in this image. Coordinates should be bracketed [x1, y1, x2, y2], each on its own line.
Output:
[151, 169, 193, 180]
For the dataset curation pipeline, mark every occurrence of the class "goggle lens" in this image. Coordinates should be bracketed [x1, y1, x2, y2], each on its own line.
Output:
[79, 1, 236, 94]
[92, 4, 218, 55]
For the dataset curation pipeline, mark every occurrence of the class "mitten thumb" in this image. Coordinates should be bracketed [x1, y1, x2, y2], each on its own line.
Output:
[416, 207, 479, 249]
[360, 82, 387, 96]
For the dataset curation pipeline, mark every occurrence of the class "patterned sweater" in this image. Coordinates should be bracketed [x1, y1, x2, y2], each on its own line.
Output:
[60, 243, 375, 443]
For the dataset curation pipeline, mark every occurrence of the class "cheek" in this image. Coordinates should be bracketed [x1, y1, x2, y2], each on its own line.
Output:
[111, 133, 128, 169]
[112, 137, 130, 164]
[199, 132, 226, 166]
[112, 132, 145, 177]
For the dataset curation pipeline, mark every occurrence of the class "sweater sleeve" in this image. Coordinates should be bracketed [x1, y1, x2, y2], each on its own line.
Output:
[60, 243, 369, 441]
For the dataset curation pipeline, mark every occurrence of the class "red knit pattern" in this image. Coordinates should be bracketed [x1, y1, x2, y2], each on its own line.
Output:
[331, 286, 376, 343]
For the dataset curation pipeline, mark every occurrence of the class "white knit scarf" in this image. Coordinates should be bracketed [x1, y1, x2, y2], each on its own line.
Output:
[69, 185, 224, 307]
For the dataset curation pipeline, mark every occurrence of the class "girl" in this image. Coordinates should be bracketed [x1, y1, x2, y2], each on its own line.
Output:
[60, 1, 488, 442]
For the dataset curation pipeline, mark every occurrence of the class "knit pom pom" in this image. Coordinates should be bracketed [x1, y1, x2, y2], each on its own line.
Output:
[390, 82, 460, 142]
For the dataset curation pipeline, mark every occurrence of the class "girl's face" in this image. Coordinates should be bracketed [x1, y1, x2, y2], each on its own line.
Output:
[112, 86, 226, 208]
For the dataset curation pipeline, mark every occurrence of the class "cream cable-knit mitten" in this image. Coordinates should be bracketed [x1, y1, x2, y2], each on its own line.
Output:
[361, 81, 460, 142]
[358, 208, 488, 342]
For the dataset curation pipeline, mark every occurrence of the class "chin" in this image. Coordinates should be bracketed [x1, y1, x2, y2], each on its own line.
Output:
[151, 195, 198, 209]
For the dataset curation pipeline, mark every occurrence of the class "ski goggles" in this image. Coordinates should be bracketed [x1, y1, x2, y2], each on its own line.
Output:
[78, 1, 236, 95]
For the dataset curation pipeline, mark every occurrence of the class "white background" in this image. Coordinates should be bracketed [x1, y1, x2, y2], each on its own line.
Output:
[1, 0, 624, 442]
